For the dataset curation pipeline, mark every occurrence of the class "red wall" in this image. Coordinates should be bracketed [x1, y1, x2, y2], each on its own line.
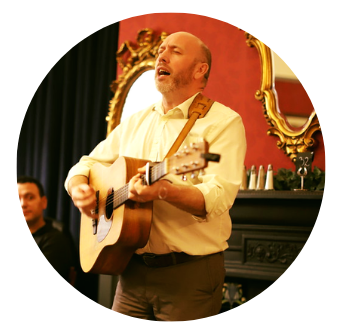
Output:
[118, 13, 325, 171]
[276, 79, 314, 117]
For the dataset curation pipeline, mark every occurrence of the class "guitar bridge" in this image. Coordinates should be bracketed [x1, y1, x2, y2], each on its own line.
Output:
[92, 190, 99, 235]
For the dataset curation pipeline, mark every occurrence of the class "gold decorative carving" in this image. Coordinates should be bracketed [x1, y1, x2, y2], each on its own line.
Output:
[245, 33, 321, 163]
[106, 29, 168, 135]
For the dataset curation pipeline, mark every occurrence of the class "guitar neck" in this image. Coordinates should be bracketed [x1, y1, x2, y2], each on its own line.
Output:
[109, 141, 219, 210]
[144, 160, 168, 186]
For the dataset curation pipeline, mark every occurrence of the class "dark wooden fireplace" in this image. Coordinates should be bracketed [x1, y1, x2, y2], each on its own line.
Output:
[220, 190, 323, 311]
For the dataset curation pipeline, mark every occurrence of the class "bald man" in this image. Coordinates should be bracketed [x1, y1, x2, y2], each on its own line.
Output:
[65, 32, 246, 320]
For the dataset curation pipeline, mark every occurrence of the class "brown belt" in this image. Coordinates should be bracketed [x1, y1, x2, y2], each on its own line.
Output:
[133, 252, 206, 268]
[133, 252, 223, 268]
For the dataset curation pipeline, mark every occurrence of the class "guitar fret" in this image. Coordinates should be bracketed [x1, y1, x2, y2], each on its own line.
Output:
[113, 184, 129, 209]
[151, 161, 166, 184]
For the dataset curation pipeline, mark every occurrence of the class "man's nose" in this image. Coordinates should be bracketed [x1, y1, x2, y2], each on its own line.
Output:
[157, 50, 169, 63]
[20, 198, 26, 207]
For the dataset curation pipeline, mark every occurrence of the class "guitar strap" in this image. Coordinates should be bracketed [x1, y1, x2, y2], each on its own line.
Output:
[164, 93, 214, 159]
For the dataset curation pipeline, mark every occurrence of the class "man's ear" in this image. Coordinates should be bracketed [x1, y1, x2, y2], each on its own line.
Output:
[194, 63, 209, 80]
[42, 196, 48, 210]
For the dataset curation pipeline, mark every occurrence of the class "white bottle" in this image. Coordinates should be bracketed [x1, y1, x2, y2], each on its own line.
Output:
[256, 165, 265, 190]
[265, 164, 274, 190]
[248, 165, 257, 190]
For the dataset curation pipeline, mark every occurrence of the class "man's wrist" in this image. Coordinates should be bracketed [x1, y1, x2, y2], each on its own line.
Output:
[68, 175, 89, 196]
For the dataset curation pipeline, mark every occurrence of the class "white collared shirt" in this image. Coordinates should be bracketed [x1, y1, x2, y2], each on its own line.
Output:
[65, 94, 246, 255]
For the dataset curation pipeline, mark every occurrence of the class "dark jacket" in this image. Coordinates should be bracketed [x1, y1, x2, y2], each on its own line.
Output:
[32, 218, 75, 281]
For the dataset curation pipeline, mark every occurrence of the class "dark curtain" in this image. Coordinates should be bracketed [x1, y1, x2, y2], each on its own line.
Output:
[17, 22, 120, 301]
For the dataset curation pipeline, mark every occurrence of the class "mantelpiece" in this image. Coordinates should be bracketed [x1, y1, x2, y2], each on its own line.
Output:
[236, 190, 323, 200]
[222, 190, 323, 309]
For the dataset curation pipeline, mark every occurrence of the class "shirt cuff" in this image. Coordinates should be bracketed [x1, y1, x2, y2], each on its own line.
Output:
[194, 182, 228, 222]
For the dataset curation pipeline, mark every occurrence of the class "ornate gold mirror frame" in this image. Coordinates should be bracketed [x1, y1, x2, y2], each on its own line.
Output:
[246, 33, 321, 163]
[106, 29, 168, 135]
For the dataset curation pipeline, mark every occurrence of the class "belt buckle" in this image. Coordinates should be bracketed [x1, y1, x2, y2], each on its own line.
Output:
[142, 253, 156, 266]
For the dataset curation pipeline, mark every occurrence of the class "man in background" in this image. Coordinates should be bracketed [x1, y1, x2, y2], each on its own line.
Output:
[18, 176, 76, 283]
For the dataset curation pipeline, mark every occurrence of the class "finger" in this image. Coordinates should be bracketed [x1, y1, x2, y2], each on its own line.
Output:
[72, 184, 95, 201]
[74, 194, 96, 207]
[128, 179, 137, 198]
[137, 166, 146, 173]
[76, 183, 95, 197]
[129, 173, 140, 183]
[72, 191, 96, 213]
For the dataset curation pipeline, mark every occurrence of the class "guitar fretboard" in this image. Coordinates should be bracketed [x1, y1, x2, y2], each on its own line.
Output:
[149, 161, 167, 184]
[113, 184, 130, 209]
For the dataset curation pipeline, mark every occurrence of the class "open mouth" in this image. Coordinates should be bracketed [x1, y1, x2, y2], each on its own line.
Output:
[158, 69, 171, 76]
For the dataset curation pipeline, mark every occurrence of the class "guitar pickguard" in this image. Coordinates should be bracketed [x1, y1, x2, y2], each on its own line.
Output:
[96, 188, 114, 243]
[97, 214, 112, 243]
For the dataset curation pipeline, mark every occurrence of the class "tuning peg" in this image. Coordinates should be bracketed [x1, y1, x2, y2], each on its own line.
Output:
[191, 171, 198, 179]
[181, 174, 187, 181]
[199, 169, 206, 176]
[190, 143, 198, 150]
[181, 145, 190, 155]
[172, 166, 180, 173]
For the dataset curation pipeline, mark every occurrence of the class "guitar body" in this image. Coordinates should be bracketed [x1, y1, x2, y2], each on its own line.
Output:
[78, 140, 220, 275]
[80, 156, 153, 275]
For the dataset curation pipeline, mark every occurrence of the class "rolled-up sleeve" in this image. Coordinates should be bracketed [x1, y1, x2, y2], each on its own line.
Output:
[193, 112, 246, 221]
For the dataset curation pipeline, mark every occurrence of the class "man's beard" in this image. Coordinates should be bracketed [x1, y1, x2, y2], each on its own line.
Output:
[155, 63, 196, 94]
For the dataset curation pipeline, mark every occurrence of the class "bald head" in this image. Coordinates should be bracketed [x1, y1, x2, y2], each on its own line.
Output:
[162, 32, 211, 84]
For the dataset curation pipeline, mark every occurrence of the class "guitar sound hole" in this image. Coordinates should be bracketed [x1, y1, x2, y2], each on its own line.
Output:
[105, 188, 114, 219]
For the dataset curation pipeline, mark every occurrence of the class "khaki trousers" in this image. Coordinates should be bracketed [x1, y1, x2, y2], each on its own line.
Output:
[112, 252, 225, 321]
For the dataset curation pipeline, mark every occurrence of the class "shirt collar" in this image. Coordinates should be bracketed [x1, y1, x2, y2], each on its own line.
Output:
[152, 93, 200, 119]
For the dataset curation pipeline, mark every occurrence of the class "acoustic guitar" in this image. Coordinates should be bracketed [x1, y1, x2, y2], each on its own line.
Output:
[79, 140, 220, 275]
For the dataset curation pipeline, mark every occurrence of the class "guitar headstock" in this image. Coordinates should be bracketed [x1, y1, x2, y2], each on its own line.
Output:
[166, 140, 220, 177]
